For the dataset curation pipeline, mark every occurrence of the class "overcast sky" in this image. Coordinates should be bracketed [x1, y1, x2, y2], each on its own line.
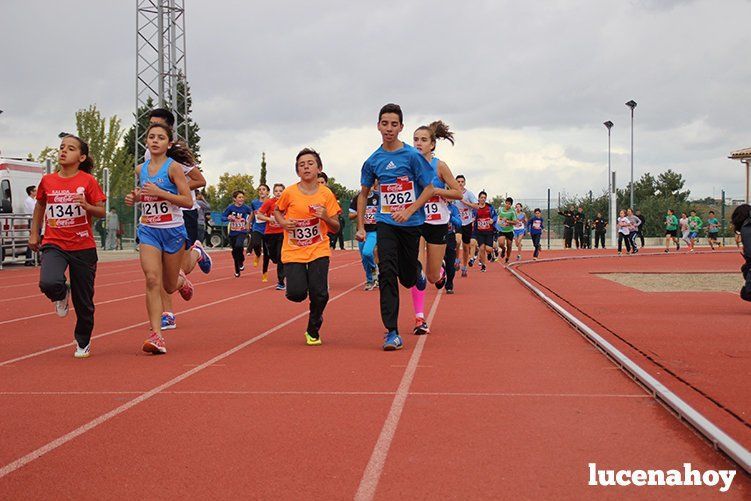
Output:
[2, 0, 750, 202]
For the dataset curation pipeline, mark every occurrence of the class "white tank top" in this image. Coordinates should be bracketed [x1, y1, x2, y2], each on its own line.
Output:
[424, 157, 451, 225]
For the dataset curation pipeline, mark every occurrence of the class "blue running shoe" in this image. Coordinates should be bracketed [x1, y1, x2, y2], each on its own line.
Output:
[192, 240, 212, 274]
[161, 312, 176, 330]
[383, 330, 403, 351]
[415, 263, 427, 291]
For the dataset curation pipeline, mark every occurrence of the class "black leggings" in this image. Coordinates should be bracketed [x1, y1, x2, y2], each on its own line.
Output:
[563, 226, 573, 248]
[594, 231, 606, 248]
[444, 232, 457, 290]
[531, 233, 542, 258]
[284, 257, 330, 337]
[618, 233, 632, 253]
[39, 245, 98, 347]
[263, 233, 285, 284]
[229, 234, 246, 274]
[376, 222, 421, 332]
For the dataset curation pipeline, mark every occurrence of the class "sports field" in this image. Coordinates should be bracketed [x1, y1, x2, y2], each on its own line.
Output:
[0, 249, 748, 498]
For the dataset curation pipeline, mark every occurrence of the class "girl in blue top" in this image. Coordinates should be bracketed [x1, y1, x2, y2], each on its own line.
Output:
[125, 123, 194, 354]
[222, 190, 253, 277]
[410, 121, 462, 335]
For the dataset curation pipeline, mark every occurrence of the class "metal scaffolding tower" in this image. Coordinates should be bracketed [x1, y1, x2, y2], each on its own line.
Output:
[135, 0, 189, 163]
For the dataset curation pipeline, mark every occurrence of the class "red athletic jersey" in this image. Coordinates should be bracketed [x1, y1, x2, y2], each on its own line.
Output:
[475, 205, 494, 233]
[259, 197, 284, 235]
[36, 170, 106, 251]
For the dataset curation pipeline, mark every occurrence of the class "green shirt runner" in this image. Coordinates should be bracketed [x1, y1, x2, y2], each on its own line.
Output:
[706, 217, 719, 234]
[497, 207, 516, 233]
[665, 214, 678, 231]
[688, 216, 703, 231]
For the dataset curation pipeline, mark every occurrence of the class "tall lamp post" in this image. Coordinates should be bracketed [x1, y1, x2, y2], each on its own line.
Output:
[625, 100, 637, 209]
[603, 121, 613, 244]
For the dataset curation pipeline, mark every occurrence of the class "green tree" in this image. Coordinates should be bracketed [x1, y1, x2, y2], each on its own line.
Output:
[656, 169, 690, 203]
[326, 176, 358, 204]
[207, 173, 257, 210]
[36, 146, 58, 163]
[75, 104, 127, 182]
[260, 152, 267, 185]
[121, 96, 155, 165]
[171, 74, 201, 158]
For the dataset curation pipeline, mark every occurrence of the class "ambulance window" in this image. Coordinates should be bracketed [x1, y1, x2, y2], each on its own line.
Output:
[0, 180, 11, 213]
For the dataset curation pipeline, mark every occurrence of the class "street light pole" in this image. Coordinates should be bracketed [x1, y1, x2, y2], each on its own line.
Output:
[626, 100, 637, 209]
[603, 121, 613, 242]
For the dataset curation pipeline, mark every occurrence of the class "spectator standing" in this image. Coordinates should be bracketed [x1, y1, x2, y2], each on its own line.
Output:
[24, 186, 37, 266]
[558, 206, 575, 248]
[196, 190, 211, 246]
[105, 208, 119, 250]
[573, 207, 585, 249]
[593, 212, 607, 248]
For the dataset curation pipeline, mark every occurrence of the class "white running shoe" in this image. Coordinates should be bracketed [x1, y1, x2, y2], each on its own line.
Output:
[55, 285, 70, 318]
[74, 343, 91, 359]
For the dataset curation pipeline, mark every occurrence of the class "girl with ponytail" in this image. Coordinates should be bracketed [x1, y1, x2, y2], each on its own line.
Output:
[29, 134, 107, 358]
[125, 123, 195, 355]
[410, 120, 463, 333]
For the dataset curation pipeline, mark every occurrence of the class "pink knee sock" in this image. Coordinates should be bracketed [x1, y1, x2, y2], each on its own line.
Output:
[411, 286, 425, 318]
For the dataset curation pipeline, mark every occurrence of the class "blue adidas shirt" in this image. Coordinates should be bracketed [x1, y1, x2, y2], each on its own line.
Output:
[360, 143, 435, 227]
[250, 199, 266, 233]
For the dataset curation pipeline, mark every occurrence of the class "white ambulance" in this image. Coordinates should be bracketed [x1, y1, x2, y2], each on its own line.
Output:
[0, 158, 45, 263]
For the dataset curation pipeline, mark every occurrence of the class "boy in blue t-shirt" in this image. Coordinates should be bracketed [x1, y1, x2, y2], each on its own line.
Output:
[706, 210, 721, 250]
[527, 208, 544, 259]
[222, 190, 253, 277]
[357, 103, 436, 351]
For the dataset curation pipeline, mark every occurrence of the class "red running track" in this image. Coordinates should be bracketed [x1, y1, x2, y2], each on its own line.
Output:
[0, 249, 748, 498]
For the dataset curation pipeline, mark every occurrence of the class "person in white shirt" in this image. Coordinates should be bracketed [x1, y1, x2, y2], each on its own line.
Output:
[24, 186, 37, 265]
[105, 208, 119, 250]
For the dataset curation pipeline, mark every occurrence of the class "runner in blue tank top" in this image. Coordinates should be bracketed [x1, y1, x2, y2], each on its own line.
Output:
[247, 183, 269, 268]
[356, 103, 436, 351]
[125, 123, 194, 355]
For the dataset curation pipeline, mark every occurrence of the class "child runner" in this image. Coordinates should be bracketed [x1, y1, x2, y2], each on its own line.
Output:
[274, 148, 341, 345]
[528, 208, 544, 260]
[706, 210, 721, 249]
[679, 212, 691, 250]
[148, 109, 211, 333]
[29, 135, 106, 358]
[258, 183, 286, 289]
[496, 197, 516, 264]
[222, 190, 253, 277]
[453, 175, 480, 277]
[443, 203, 462, 294]
[410, 120, 463, 335]
[356, 103, 435, 351]
[349, 183, 380, 290]
[472, 191, 498, 273]
[617, 209, 632, 255]
[687, 210, 703, 251]
[626, 208, 641, 254]
[248, 184, 269, 267]
[664, 209, 680, 253]
[512, 202, 527, 260]
[125, 123, 194, 354]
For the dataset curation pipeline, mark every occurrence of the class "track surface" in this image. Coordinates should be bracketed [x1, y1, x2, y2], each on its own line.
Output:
[0, 249, 748, 499]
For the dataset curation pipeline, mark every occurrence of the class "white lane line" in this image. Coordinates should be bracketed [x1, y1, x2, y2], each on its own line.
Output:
[354, 291, 443, 501]
[0, 278, 364, 480]
[0, 267, 257, 326]
[0, 264, 238, 304]
[0, 260, 357, 367]
[0, 390, 650, 398]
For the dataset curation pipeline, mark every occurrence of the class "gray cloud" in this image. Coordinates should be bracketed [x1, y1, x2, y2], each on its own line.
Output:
[1, 0, 750, 200]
